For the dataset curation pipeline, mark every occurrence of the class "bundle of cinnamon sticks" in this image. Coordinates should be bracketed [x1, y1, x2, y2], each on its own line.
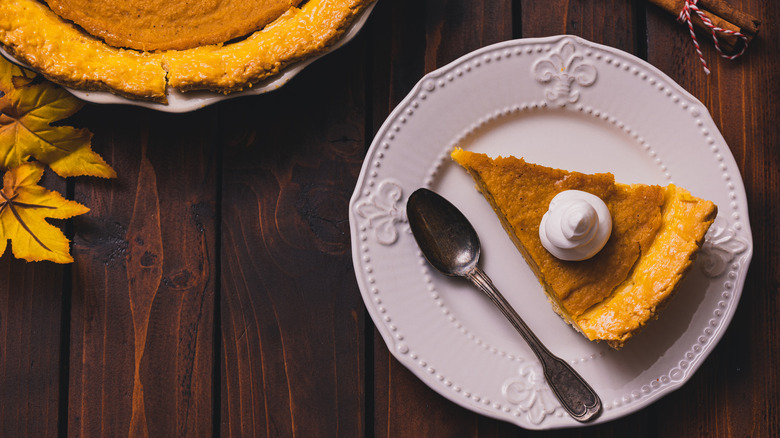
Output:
[650, 0, 760, 55]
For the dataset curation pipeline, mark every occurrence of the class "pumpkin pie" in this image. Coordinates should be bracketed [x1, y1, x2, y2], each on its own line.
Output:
[451, 148, 717, 349]
[0, 0, 374, 103]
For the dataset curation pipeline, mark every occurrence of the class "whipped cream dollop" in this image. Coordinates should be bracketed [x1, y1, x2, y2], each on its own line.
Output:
[539, 190, 612, 261]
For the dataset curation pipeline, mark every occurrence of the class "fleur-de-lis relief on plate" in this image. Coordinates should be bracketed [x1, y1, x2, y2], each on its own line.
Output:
[699, 217, 749, 277]
[533, 41, 598, 107]
[353, 180, 406, 245]
[502, 362, 560, 424]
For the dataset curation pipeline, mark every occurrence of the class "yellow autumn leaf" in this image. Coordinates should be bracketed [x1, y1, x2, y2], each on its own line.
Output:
[0, 162, 89, 263]
[0, 56, 116, 178]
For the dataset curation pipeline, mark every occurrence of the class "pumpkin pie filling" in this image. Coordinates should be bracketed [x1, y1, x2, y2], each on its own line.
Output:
[451, 148, 717, 349]
[0, 0, 374, 103]
[44, 0, 303, 51]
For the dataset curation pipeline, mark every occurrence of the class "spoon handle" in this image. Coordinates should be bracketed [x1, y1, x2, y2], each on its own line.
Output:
[467, 266, 602, 422]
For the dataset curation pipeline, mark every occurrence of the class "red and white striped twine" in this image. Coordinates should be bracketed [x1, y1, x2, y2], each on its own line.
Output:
[677, 0, 749, 74]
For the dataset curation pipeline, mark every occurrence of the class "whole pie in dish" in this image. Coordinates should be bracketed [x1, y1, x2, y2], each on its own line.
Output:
[44, 0, 304, 51]
[451, 148, 717, 349]
[0, 0, 374, 103]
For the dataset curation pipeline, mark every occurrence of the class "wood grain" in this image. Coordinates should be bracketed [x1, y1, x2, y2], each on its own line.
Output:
[520, 0, 639, 53]
[217, 32, 368, 437]
[0, 144, 68, 437]
[0, 250, 64, 437]
[69, 106, 217, 437]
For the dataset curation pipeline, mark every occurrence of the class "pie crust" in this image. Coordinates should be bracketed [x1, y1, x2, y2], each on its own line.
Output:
[451, 148, 717, 349]
[0, 0, 374, 103]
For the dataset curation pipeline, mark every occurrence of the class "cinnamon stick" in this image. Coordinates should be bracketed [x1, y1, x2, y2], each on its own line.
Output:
[699, 0, 760, 36]
[649, 0, 761, 55]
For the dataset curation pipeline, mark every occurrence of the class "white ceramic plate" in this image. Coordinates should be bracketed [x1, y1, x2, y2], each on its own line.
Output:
[349, 35, 752, 429]
[0, 2, 375, 113]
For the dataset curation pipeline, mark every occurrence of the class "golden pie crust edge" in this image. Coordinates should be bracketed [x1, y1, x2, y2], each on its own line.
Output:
[0, 0, 374, 103]
[578, 184, 717, 348]
[451, 148, 717, 349]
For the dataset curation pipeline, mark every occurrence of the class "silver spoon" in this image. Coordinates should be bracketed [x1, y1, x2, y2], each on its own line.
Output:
[406, 188, 602, 423]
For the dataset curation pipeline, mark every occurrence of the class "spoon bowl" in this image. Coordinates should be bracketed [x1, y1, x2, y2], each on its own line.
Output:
[406, 188, 480, 276]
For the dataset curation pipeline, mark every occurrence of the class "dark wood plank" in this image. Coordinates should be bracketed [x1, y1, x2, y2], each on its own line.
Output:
[0, 250, 64, 437]
[0, 149, 69, 437]
[217, 29, 369, 437]
[421, 0, 514, 72]
[521, 0, 639, 53]
[69, 105, 218, 436]
[645, 0, 780, 436]
[368, 1, 519, 437]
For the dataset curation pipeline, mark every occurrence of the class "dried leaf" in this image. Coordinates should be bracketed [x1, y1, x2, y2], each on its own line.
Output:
[0, 56, 116, 178]
[0, 162, 89, 263]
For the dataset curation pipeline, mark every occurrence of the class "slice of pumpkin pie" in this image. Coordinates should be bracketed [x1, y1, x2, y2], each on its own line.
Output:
[451, 148, 716, 349]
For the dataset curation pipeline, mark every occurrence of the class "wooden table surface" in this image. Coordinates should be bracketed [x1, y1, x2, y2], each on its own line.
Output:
[1, 0, 778, 436]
